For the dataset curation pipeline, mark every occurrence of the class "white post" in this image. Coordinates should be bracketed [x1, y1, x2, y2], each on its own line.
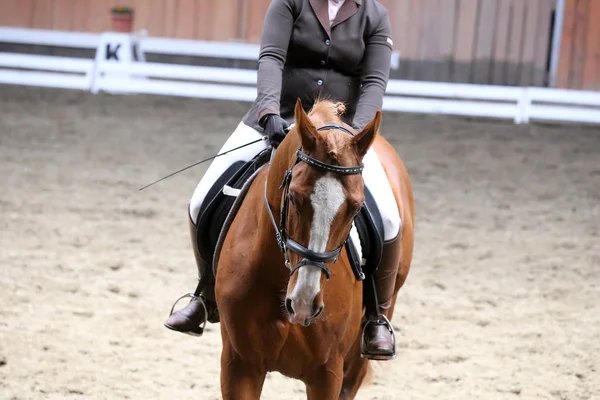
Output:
[516, 88, 531, 124]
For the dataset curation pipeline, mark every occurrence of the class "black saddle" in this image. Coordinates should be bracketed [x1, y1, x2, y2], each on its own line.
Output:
[195, 152, 384, 283]
[195, 149, 271, 266]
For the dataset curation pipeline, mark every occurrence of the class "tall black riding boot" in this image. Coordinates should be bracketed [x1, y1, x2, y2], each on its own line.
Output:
[164, 211, 219, 336]
[361, 234, 402, 360]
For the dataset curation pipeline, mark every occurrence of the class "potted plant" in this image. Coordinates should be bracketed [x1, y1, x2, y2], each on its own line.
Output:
[110, 6, 135, 33]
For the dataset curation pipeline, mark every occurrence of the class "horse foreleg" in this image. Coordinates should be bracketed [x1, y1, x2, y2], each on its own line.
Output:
[305, 358, 344, 400]
[220, 339, 266, 400]
[339, 337, 370, 399]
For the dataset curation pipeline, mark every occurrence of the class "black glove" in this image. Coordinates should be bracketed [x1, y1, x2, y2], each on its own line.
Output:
[263, 114, 290, 148]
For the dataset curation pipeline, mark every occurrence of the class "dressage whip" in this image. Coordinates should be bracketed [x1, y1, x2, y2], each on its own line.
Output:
[138, 136, 268, 191]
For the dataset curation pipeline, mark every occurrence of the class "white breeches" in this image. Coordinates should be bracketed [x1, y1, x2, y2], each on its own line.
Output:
[189, 121, 401, 241]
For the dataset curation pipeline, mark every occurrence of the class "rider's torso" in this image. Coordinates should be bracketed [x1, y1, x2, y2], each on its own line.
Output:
[243, 0, 391, 130]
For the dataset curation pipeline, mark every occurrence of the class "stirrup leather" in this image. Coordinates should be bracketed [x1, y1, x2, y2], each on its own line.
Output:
[360, 314, 397, 361]
[167, 292, 208, 337]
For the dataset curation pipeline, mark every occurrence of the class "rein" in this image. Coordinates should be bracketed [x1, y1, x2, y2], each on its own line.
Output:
[264, 124, 364, 280]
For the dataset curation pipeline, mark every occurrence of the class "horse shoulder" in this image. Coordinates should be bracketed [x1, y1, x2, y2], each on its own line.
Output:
[216, 173, 291, 364]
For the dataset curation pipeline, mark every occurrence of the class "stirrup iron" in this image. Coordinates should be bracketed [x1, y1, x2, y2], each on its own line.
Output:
[167, 292, 208, 337]
[360, 314, 397, 361]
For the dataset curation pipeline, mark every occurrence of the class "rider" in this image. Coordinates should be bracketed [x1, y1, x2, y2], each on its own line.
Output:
[165, 0, 402, 359]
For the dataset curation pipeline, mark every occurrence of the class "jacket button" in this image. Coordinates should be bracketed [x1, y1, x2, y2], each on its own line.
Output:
[317, 79, 323, 86]
[325, 39, 330, 46]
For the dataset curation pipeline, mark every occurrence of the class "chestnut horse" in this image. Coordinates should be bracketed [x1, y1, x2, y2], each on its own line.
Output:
[214, 99, 414, 399]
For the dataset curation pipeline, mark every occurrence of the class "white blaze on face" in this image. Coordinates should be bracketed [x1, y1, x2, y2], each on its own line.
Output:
[289, 173, 345, 315]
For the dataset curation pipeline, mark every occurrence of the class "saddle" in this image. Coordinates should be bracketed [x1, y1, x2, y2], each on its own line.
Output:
[195, 149, 385, 301]
[345, 186, 384, 281]
[195, 149, 272, 268]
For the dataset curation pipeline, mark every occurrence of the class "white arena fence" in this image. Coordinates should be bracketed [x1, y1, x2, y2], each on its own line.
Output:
[1, 27, 599, 125]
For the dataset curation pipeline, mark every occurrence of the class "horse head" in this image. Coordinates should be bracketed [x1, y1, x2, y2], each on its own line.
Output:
[275, 99, 381, 326]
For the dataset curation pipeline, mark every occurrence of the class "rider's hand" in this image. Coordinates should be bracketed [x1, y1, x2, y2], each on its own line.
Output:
[263, 114, 290, 148]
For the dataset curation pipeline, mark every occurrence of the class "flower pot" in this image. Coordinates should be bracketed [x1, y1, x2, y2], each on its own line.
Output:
[111, 8, 134, 33]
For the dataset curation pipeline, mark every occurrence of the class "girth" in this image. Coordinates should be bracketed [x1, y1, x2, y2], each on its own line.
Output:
[264, 123, 364, 280]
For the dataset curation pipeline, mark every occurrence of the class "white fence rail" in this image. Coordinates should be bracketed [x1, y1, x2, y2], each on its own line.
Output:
[0, 27, 99, 48]
[0, 52, 95, 90]
[526, 88, 600, 124]
[1, 27, 599, 125]
[95, 62, 258, 102]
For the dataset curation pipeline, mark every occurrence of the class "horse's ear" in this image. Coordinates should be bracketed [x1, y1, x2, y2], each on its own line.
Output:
[294, 99, 318, 152]
[351, 111, 381, 158]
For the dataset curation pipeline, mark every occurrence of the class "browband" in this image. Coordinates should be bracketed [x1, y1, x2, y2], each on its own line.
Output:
[296, 150, 364, 175]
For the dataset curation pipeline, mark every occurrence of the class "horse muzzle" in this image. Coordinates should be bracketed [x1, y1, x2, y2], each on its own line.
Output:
[285, 296, 324, 327]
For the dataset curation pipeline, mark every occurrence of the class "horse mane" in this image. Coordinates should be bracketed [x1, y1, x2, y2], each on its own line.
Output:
[308, 98, 347, 123]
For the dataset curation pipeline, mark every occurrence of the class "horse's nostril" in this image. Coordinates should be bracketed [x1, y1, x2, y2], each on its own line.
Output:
[285, 298, 294, 316]
[312, 304, 324, 319]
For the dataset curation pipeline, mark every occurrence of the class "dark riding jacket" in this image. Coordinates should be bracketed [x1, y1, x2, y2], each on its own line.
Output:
[242, 0, 393, 132]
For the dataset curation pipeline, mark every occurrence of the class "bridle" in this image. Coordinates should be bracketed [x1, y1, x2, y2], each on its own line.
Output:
[264, 124, 364, 280]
